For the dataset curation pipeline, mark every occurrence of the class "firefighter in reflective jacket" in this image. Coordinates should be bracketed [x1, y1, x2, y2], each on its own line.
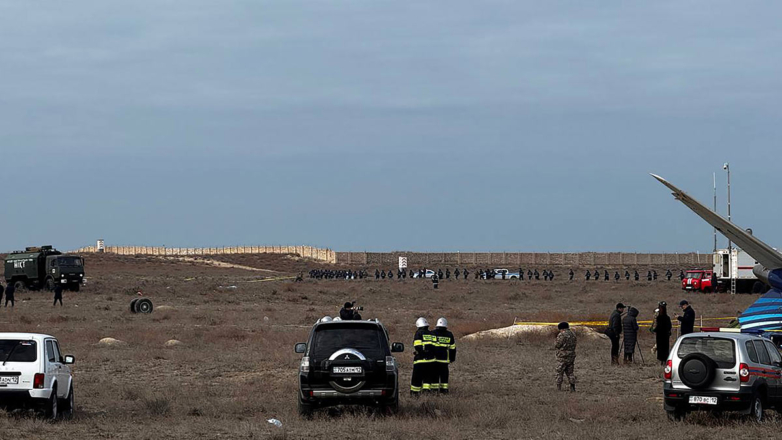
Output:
[411, 317, 436, 395]
[433, 317, 456, 394]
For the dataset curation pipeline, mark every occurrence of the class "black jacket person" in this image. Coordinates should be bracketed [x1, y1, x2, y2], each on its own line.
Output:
[622, 307, 639, 363]
[411, 318, 436, 394]
[652, 302, 672, 364]
[677, 301, 695, 335]
[4, 283, 15, 307]
[433, 318, 456, 394]
[339, 302, 361, 320]
[605, 303, 625, 364]
[53, 284, 63, 306]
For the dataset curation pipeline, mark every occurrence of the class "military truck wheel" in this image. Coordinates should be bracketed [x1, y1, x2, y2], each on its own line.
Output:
[753, 282, 765, 294]
[13, 281, 25, 291]
[45, 278, 55, 291]
[129, 299, 139, 313]
[136, 299, 153, 314]
[70, 283, 80, 292]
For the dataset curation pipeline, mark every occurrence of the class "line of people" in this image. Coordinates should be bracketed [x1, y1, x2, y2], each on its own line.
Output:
[0, 282, 66, 307]
[605, 300, 695, 365]
[309, 268, 688, 282]
[584, 269, 684, 282]
[554, 299, 696, 392]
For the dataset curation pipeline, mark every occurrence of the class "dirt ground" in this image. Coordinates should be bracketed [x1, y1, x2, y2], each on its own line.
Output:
[0, 253, 774, 439]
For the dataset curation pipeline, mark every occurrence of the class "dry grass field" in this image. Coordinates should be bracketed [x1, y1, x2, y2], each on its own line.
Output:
[0, 253, 776, 439]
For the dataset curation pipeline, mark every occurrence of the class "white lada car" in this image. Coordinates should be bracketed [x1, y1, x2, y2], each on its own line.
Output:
[0, 333, 75, 419]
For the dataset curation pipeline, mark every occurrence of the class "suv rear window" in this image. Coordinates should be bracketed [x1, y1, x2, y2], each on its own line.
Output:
[0, 340, 37, 362]
[677, 337, 736, 368]
[310, 324, 386, 360]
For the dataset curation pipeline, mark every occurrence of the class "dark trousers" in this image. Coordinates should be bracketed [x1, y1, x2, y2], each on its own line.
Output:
[54, 296, 62, 306]
[5, 298, 14, 307]
[411, 362, 434, 394]
[609, 334, 620, 360]
[434, 362, 450, 393]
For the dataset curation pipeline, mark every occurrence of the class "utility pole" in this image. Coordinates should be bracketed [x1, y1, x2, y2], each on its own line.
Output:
[713, 172, 717, 253]
[723, 163, 734, 294]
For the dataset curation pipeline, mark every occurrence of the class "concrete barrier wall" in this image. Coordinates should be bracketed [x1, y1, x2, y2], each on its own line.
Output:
[69, 246, 711, 267]
[332, 252, 711, 267]
[71, 245, 337, 263]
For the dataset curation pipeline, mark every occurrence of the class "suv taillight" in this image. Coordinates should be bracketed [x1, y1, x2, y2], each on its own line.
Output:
[740, 363, 750, 382]
[664, 360, 672, 380]
[300, 357, 310, 374]
[385, 356, 395, 372]
[33, 373, 45, 389]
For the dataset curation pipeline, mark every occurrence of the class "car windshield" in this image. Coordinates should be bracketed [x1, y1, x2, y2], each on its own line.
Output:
[310, 324, 386, 360]
[57, 257, 82, 267]
[677, 337, 736, 368]
[0, 340, 37, 362]
[686, 272, 703, 280]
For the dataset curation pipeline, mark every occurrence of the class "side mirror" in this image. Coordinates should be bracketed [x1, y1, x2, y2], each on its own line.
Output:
[63, 355, 75, 365]
[391, 342, 404, 353]
[294, 343, 306, 354]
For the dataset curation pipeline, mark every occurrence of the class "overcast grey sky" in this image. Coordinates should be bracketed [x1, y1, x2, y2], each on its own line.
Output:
[1, 1, 780, 253]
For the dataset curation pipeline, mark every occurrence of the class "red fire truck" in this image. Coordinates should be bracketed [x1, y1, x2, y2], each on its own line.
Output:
[682, 269, 715, 293]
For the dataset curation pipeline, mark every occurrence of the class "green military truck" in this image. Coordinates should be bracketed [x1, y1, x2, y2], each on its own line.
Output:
[4, 246, 85, 291]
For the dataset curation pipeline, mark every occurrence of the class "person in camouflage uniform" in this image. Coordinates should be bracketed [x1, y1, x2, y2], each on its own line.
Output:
[555, 322, 577, 391]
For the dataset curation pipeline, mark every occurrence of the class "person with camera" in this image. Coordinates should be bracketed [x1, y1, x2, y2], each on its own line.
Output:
[339, 302, 363, 320]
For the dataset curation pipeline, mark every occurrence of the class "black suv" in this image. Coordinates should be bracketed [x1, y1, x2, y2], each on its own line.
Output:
[294, 318, 404, 416]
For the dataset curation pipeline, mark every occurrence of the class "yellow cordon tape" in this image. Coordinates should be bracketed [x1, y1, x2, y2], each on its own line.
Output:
[241, 276, 296, 283]
[514, 317, 737, 327]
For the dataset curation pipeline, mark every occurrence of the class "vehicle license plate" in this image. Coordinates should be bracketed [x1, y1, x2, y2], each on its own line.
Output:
[333, 367, 362, 374]
[689, 396, 717, 405]
[0, 376, 18, 385]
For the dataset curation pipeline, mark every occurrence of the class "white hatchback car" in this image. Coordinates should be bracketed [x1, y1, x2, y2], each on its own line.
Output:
[0, 333, 75, 419]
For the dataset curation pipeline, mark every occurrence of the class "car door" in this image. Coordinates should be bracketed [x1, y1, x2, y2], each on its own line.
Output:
[44, 339, 62, 398]
[752, 340, 776, 401]
[52, 339, 69, 395]
[764, 340, 782, 403]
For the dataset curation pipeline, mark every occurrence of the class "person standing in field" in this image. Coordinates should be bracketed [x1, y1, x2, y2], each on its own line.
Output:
[555, 322, 577, 391]
[676, 300, 695, 335]
[0, 283, 4, 305]
[622, 307, 639, 364]
[53, 284, 64, 307]
[433, 318, 456, 394]
[651, 301, 672, 365]
[605, 303, 625, 365]
[4, 283, 15, 307]
[411, 318, 436, 395]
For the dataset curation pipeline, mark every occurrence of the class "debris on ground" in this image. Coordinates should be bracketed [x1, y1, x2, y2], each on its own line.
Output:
[164, 339, 183, 347]
[98, 338, 127, 346]
[462, 324, 607, 341]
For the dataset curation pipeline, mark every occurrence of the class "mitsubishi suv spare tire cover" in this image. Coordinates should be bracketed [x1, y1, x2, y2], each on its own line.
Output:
[328, 348, 367, 394]
[679, 353, 717, 389]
